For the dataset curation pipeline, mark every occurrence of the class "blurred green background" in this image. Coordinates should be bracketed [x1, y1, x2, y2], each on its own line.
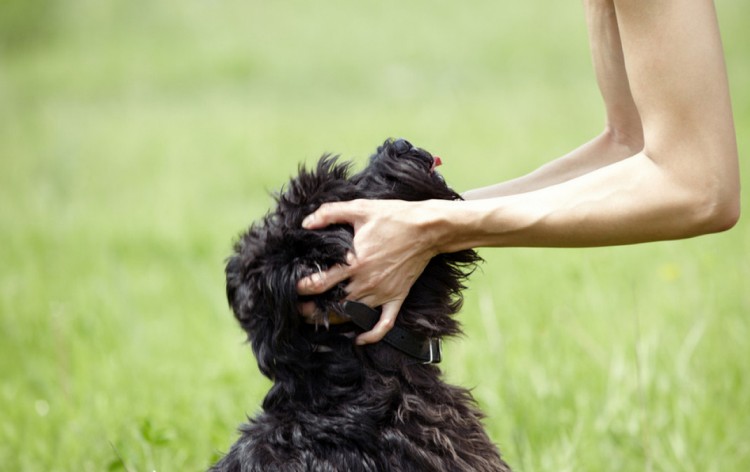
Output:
[1, 0, 748, 470]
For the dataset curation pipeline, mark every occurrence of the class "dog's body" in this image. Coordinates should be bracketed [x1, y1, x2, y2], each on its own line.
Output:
[213, 139, 511, 472]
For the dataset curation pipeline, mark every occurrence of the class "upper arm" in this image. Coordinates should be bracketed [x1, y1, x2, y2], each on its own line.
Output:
[612, 0, 739, 208]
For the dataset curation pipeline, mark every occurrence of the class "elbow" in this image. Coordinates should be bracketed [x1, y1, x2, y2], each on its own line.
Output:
[712, 194, 741, 232]
[691, 185, 741, 235]
[661, 144, 742, 237]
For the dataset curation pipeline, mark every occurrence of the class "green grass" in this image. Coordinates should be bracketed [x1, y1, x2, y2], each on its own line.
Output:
[1, 0, 748, 470]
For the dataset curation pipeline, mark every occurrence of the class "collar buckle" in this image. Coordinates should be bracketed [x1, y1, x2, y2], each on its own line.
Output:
[423, 338, 442, 364]
[342, 301, 443, 364]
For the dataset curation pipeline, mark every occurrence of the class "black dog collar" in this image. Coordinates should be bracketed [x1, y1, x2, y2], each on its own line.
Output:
[342, 301, 442, 364]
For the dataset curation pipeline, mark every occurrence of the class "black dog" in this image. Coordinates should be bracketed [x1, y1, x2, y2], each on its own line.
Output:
[212, 139, 512, 471]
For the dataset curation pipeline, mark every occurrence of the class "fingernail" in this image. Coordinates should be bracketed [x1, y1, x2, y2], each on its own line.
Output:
[302, 215, 314, 228]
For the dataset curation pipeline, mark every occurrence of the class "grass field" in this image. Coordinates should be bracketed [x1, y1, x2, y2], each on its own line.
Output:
[1, 1, 749, 470]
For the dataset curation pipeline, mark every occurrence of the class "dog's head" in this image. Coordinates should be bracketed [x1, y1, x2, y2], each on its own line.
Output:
[225, 139, 480, 381]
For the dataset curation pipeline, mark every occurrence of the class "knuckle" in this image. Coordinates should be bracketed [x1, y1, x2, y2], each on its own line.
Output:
[318, 203, 334, 217]
[345, 252, 356, 266]
[363, 332, 380, 343]
[360, 279, 375, 292]
[380, 317, 396, 330]
[310, 273, 326, 290]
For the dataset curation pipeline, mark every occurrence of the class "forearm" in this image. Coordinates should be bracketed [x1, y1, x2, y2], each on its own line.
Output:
[460, 0, 740, 246]
[431, 150, 733, 252]
[465, 0, 643, 201]
[462, 128, 641, 199]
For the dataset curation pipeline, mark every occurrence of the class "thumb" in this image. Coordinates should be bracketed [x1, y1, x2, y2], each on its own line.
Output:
[355, 299, 402, 345]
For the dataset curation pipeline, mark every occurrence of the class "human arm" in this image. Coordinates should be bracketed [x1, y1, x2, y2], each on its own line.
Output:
[438, 0, 742, 246]
[298, 0, 740, 342]
[465, 0, 645, 200]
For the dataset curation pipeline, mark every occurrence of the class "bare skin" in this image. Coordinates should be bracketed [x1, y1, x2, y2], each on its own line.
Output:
[298, 0, 741, 345]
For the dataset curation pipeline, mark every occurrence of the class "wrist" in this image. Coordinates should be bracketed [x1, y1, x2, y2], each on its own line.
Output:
[407, 200, 456, 256]
[423, 196, 546, 252]
[415, 199, 499, 254]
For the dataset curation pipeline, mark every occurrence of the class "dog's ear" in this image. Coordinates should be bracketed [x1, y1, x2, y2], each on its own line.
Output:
[225, 223, 302, 379]
[276, 155, 357, 223]
[225, 156, 357, 379]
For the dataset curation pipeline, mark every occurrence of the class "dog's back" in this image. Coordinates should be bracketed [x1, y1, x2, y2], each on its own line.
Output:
[214, 139, 511, 472]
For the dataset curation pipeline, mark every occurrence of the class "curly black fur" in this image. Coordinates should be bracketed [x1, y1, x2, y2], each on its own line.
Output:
[213, 139, 512, 472]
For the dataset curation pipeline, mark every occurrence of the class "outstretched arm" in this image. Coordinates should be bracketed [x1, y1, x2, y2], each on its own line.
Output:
[466, 0, 644, 200]
[298, 0, 740, 343]
[450, 0, 739, 248]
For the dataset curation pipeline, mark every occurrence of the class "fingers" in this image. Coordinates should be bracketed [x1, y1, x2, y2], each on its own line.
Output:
[296, 262, 351, 296]
[302, 294, 404, 344]
[297, 201, 359, 297]
[298, 301, 351, 325]
[298, 301, 317, 323]
[302, 201, 362, 230]
[298, 198, 406, 344]
[355, 299, 402, 345]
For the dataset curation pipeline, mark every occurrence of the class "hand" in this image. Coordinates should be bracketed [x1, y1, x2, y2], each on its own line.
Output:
[297, 199, 439, 345]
